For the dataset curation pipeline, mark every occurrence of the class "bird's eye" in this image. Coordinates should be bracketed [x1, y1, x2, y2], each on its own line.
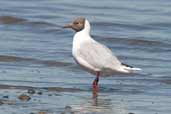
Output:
[74, 22, 79, 25]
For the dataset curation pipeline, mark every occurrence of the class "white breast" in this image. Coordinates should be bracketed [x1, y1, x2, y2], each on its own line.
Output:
[72, 33, 91, 57]
[72, 19, 92, 58]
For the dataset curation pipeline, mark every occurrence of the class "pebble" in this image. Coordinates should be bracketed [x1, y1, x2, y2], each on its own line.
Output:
[0, 99, 16, 105]
[37, 91, 42, 95]
[3, 95, 9, 99]
[38, 111, 46, 114]
[30, 113, 35, 114]
[28, 88, 36, 94]
[18, 94, 31, 101]
[48, 94, 52, 96]
[0, 100, 4, 105]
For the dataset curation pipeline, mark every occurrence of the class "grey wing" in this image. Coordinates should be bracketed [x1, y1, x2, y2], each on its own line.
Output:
[78, 41, 121, 71]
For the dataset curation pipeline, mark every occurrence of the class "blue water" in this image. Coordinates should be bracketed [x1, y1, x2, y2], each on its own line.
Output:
[0, 0, 171, 114]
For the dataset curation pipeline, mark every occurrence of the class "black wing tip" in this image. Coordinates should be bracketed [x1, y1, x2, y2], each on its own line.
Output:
[121, 63, 133, 68]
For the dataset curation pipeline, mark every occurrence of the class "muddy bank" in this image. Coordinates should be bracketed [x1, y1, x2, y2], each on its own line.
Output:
[0, 84, 84, 114]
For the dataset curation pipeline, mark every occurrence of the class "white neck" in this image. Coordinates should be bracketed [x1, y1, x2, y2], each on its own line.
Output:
[82, 19, 91, 34]
[73, 19, 92, 41]
[72, 19, 93, 56]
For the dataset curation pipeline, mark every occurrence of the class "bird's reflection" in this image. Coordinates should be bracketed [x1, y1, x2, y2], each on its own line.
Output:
[68, 91, 128, 114]
[60, 85, 129, 114]
[92, 93, 113, 109]
[62, 94, 128, 114]
[92, 86, 99, 99]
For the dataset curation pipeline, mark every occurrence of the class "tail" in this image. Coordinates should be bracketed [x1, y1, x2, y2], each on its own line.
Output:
[121, 63, 141, 73]
[129, 67, 142, 71]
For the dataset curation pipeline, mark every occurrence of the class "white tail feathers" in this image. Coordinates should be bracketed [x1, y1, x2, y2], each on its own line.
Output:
[124, 66, 142, 72]
[130, 67, 142, 71]
[121, 63, 142, 73]
[122, 67, 142, 74]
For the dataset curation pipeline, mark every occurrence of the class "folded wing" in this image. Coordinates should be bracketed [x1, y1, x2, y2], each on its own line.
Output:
[77, 41, 122, 72]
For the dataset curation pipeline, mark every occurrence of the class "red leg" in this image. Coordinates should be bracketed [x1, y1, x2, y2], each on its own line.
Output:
[93, 72, 100, 88]
[92, 72, 100, 98]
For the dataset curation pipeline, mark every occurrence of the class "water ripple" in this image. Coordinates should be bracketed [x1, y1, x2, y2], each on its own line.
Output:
[0, 55, 72, 67]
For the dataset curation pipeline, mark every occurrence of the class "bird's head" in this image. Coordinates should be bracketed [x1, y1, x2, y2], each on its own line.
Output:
[64, 17, 90, 33]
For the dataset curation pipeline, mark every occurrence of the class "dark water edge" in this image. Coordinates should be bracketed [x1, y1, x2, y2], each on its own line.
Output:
[0, 55, 72, 67]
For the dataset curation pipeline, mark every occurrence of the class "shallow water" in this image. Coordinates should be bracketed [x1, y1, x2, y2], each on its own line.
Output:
[0, 0, 171, 114]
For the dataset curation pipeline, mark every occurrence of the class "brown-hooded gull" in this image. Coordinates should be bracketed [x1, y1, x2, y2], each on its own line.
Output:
[64, 17, 141, 92]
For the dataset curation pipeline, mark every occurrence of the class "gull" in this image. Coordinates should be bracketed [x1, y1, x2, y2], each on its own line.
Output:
[64, 17, 141, 91]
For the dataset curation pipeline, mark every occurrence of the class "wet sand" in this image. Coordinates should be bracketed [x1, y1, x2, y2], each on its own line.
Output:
[0, 84, 84, 114]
